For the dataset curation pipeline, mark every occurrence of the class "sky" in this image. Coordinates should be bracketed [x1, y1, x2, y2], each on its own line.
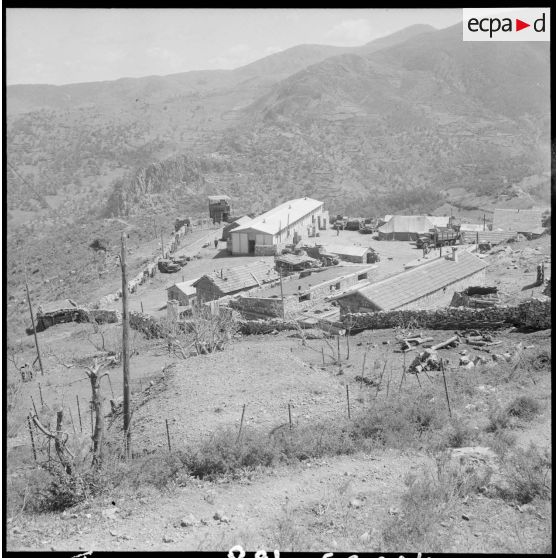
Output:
[6, 8, 463, 86]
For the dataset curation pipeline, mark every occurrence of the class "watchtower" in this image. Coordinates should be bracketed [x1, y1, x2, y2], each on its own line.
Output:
[208, 195, 232, 223]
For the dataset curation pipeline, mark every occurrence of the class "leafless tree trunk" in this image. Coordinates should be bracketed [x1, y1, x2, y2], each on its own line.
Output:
[84, 360, 108, 467]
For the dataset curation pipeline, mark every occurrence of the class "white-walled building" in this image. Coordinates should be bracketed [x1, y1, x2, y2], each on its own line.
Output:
[230, 197, 328, 256]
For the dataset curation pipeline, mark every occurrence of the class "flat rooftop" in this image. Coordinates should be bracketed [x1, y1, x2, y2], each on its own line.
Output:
[249, 265, 376, 298]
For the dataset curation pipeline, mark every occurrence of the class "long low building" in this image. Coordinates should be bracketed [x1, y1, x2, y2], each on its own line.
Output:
[193, 260, 279, 302]
[230, 197, 329, 256]
[335, 250, 487, 315]
[230, 265, 376, 319]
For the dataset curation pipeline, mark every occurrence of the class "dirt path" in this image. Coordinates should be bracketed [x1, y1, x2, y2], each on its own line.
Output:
[7, 450, 428, 552]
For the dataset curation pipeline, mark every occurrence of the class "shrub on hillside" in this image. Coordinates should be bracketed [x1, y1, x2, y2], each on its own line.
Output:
[382, 451, 488, 551]
[505, 395, 540, 420]
[497, 444, 551, 504]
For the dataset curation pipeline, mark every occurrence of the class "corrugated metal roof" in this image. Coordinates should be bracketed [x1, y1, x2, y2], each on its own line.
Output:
[167, 279, 197, 297]
[492, 208, 542, 233]
[377, 215, 438, 235]
[461, 230, 516, 244]
[276, 253, 318, 266]
[342, 251, 487, 311]
[254, 265, 376, 297]
[233, 197, 323, 235]
[193, 260, 279, 294]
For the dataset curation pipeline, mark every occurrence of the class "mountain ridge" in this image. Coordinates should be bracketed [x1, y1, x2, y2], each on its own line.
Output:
[6, 22, 550, 224]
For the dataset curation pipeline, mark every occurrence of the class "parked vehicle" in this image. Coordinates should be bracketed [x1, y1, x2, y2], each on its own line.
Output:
[359, 224, 375, 234]
[172, 254, 190, 267]
[158, 259, 181, 273]
[343, 218, 363, 231]
[416, 227, 461, 250]
[174, 217, 191, 231]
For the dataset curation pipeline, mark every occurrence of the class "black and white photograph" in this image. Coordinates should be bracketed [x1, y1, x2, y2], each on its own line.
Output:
[4, 7, 553, 554]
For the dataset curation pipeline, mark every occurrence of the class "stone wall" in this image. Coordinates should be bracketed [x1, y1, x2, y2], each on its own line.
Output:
[237, 318, 300, 335]
[342, 297, 551, 331]
[33, 306, 120, 333]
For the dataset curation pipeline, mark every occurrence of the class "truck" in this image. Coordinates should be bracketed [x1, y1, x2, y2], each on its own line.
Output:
[344, 218, 365, 231]
[416, 227, 461, 252]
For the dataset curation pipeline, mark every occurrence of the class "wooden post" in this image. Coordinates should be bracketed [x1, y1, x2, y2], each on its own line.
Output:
[76, 395, 83, 433]
[346, 385, 351, 419]
[165, 419, 172, 452]
[279, 267, 285, 319]
[140, 300, 144, 313]
[38, 383, 44, 407]
[321, 346, 325, 365]
[236, 404, 246, 443]
[121, 233, 131, 457]
[27, 414, 37, 461]
[24, 276, 44, 376]
[476, 231, 479, 253]
[160, 230, 165, 258]
[288, 403, 292, 430]
[483, 214, 486, 231]
[337, 335, 341, 364]
[346, 330, 350, 360]
[441, 359, 452, 417]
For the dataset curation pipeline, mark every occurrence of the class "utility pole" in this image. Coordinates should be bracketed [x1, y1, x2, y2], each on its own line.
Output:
[279, 267, 285, 319]
[160, 229, 165, 259]
[483, 213, 486, 231]
[120, 233, 131, 457]
[24, 273, 45, 376]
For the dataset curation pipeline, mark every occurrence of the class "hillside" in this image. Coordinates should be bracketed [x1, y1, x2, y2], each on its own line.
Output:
[102, 24, 551, 219]
[6, 23, 551, 331]
[5, 23, 438, 221]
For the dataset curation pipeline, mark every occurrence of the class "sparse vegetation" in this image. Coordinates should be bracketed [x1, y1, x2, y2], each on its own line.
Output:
[504, 395, 541, 420]
[382, 451, 490, 551]
[496, 444, 551, 504]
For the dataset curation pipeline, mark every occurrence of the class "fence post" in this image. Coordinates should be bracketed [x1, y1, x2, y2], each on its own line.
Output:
[76, 395, 83, 433]
[441, 359, 452, 417]
[236, 404, 246, 443]
[27, 414, 37, 461]
[288, 403, 292, 430]
[165, 419, 172, 452]
[346, 385, 351, 419]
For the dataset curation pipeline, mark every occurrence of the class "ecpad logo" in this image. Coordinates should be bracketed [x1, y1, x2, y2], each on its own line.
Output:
[463, 8, 550, 41]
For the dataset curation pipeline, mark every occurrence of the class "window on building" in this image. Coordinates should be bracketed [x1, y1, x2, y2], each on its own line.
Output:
[335, 283, 341, 290]
[357, 273, 368, 281]
[299, 293, 310, 302]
